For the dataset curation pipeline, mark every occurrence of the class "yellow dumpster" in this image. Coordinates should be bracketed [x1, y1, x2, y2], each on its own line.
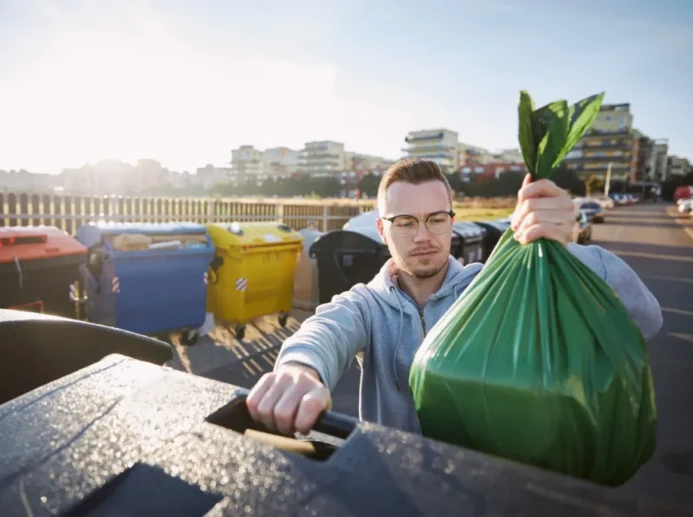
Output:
[206, 222, 303, 340]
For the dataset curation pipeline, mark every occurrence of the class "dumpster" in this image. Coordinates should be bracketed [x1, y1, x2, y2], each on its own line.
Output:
[293, 226, 324, 311]
[452, 221, 486, 264]
[0, 352, 687, 516]
[0, 226, 87, 317]
[473, 218, 512, 263]
[75, 222, 215, 343]
[310, 228, 390, 305]
[206, 222, 303, 341]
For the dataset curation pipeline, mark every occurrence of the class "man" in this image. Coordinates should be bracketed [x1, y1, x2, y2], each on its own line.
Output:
[247, 159, 663, 436]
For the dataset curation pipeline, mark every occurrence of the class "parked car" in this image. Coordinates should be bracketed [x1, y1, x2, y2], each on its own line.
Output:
[579, 201, 605, 223]
[571, 210, 592, 244]
[610, 193, 629, 206]
[593, 195, 615, 210]
[674, 186, 693, 203]
[678, 198, 693, 214]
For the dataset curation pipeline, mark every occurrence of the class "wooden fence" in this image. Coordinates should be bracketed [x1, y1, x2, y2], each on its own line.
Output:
[0, 192, 377, 234]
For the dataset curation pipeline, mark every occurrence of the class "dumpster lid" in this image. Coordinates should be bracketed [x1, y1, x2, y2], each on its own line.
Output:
[0, 226, 87, 264]
[309, 229, 388, 255]
[207, 222, 303, 250]
[474, 220, 509, 232]
[343, 209, 380, 230]
[76, 222, 208, 249]
[452, 221, 484, 238]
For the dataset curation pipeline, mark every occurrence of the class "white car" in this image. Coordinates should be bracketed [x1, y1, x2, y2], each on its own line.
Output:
[678, 198, 693, 213]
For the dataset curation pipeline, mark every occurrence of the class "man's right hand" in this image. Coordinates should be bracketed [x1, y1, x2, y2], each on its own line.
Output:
[246, 363, 331, 436]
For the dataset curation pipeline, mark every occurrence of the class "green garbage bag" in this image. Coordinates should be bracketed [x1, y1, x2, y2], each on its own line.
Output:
[409, 91, 657, 486]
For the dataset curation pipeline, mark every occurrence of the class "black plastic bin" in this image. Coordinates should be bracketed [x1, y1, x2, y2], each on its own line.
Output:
[473, 218, 512, 263]
[452, 222, 486, 264]
[0, 308, 171, 405]
[0, 226, 87, 317]
[0, 352, 687, 516]
[310, 228, 391, 304]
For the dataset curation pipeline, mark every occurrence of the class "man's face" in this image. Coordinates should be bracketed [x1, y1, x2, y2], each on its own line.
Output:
[376, 181, 453, 279]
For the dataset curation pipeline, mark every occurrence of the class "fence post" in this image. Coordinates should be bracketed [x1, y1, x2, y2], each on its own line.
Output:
[322, 204, 329, 232]
[275, 202, 284, 226]
[207, 199, 215, 224]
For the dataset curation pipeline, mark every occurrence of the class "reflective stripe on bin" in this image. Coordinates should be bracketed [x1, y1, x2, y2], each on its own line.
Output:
[204, 271, 208, 285]
[112, 277, 120, 294]
[235, 278, 248, 292]
[69, 283, 78, 302]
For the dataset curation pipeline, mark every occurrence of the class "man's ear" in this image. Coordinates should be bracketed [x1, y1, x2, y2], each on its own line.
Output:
[376, 218, 387, 245]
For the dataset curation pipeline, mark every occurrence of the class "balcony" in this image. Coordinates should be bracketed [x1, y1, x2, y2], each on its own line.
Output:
[564, 155, 631, 163]
[405, 132, 444, 143]
[403, 145, 456, 155]
[299, 153, 342, 160]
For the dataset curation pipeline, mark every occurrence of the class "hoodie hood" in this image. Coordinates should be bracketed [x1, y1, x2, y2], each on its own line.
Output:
[368, 255, 483, 313]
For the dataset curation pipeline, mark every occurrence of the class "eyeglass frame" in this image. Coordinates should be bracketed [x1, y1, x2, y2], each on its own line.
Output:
[381, 210, 456, 236]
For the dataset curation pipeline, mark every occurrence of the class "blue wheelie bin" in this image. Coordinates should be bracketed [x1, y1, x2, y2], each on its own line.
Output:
[75, 223, 215, 343]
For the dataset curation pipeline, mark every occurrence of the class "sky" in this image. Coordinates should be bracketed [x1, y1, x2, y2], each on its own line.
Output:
[0, 0, 691, 174]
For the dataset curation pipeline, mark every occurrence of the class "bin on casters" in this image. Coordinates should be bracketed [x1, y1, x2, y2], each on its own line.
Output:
[75, 223, 215, 345]
[206, 222, 303, 341]
[452, 222, 486, 265]
[310, 226, 390, 305]
[0, 227, 87, 317]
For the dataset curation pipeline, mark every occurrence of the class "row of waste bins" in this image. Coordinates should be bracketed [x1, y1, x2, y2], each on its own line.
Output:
[0, 222, 305, 342]
[0, 212, 510, 342]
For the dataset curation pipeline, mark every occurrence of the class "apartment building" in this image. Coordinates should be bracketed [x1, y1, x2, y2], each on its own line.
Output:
[403, 129, 459, 172]
[563, 103, 638, 181]
[0, 170, 59, 192]
[648, 139, 669, 181]
[231, 145, 264, 183]
[344, 151, 394, 172]
[460, 162, 525, 181]
[668, 156, 691, 177]
[298, 141, 346, 176]
[263, 147, 300, 178]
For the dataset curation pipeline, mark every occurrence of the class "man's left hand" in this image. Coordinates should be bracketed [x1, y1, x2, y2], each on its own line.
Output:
[511, 174, 576, 247]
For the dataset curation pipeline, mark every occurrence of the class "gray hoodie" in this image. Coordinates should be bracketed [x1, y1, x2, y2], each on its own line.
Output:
[275, 243, 663, 434]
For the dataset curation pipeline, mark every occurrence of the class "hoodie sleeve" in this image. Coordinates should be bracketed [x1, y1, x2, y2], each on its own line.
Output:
[567, 243, 663, 340]
[274, 286, 372, 391]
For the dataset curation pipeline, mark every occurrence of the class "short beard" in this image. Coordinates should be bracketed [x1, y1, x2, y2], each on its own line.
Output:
[399, 260, 448, 280]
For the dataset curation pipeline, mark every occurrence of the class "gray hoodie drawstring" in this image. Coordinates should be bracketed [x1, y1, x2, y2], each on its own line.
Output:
[392, 287, 405, 391]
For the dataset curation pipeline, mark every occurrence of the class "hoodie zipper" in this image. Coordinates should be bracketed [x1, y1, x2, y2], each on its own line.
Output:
[419, 309, 427, 336]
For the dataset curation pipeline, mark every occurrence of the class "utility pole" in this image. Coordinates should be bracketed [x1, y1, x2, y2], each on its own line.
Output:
[604, 162, 612, 197]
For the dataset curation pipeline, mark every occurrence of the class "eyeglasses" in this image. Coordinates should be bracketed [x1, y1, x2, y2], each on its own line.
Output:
[382, 210, 455, 237]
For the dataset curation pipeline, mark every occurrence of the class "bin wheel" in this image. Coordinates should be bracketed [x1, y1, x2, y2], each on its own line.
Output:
[181, 330, 199, 347]
[278, 312, 288, 328]
[235, 324, 246, 341]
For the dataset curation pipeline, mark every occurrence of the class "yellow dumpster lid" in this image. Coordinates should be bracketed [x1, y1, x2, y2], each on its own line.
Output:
[207, 222, 303, 250]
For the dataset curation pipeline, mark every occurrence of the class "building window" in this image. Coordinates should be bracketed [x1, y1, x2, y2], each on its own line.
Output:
[474, 167, 484, 173]
[462, 167, 471, 173]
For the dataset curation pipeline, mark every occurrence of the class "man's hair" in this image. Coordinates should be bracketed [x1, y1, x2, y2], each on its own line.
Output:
[377, 159, 453, 213]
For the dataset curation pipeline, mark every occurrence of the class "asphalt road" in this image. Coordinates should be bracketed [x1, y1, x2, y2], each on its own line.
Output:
[168, 201, 692, 506]
[592, 203, 693, 505]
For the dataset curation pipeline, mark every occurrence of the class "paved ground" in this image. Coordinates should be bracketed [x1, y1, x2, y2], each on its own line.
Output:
[590, 203, 693, 505]
[167, 202, 693, 506]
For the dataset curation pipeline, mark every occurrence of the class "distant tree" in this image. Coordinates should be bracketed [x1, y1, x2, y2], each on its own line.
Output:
[358, 173, 381, 197]
[552, 164, 585, 196]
